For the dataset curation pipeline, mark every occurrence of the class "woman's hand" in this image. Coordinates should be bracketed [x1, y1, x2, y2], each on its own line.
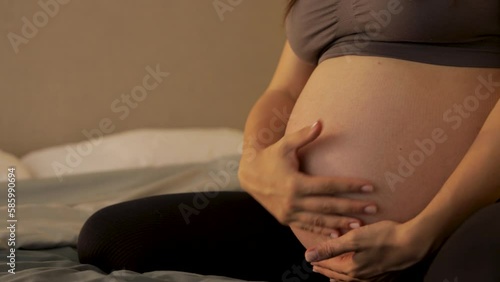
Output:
[238, 120, 378, 236]
[305, 220, 433, 281]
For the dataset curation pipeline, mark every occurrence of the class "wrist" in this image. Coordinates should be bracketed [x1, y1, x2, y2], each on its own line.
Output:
[405, 214, 449, 255]
[239, 142, 263, 165]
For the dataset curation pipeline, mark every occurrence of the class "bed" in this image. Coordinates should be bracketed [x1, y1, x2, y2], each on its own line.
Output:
[0, 141, 247, 282]
[0, 0, 286, 281]
[0, 131, 249, 281]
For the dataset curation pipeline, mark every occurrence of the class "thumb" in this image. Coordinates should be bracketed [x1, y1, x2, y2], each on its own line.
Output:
[305, 234, 356, 262]
[281, 120, 322, 153]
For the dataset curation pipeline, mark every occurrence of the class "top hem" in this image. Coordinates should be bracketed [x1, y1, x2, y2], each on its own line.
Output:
[318, 41, 500, 68]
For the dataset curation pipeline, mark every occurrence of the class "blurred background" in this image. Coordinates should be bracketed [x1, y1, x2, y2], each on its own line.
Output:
[0, 0, 287, 157]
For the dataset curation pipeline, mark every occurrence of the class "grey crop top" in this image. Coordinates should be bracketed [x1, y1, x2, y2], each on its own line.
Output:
[285, 0, 500, 67]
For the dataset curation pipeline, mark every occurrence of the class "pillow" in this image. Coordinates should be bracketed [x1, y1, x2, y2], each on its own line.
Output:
[0, 150, 32, 182]
[21, 128, 244, 180]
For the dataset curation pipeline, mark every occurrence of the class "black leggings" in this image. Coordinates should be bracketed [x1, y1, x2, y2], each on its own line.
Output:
[77, 192, 500, 282]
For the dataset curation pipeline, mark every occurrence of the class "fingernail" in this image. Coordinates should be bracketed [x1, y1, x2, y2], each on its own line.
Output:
[361, 184, 373, 192]
[349, 222, 360, 229]
[305, 249, 319, 262]
[364, 205, 377, 214]
[330, 279, 337, 282]
[311, 121, 319, 129]
[312, 266, 318, 273]
[330, 232, 339, 238]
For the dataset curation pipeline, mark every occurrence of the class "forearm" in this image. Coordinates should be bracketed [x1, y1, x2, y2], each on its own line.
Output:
[410, 98, 500, 251]
[241, 90, 296, 153]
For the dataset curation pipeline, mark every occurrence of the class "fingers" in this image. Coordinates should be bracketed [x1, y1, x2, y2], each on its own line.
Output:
[312, 264, 345, 281]
[312, 264, 362, 282]
[280, 175, 377, 232]
[291, 212, 364, 231]
[313, 265, 367, 282]
[310, 253, 367, 281]
[305, 234, 357, 262]
[278, 120, 322, 153]
[297, 174, 374, 196]
[297, 196, 377, 216]
[291, 223, 341, 237]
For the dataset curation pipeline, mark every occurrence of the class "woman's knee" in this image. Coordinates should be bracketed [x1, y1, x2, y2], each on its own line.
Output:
[77, 204, 133, 272]
[424, 203, 500, 282]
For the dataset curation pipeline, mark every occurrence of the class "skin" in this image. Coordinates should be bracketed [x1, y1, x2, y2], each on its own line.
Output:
[286, 55, 500, 248]
[307, 98, 500, 281]
[238, 41, 380, 237]
[239, 39, 500, 280]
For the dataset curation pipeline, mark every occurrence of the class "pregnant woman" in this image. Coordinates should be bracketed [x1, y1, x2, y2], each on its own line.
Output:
[244, 0, 500, 281]
[78, 1, 500, 281]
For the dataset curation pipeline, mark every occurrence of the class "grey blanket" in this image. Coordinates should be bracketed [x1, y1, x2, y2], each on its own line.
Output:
[0, 155, 260, 282]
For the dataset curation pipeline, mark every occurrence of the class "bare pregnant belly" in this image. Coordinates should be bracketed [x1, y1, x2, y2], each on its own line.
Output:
[285, 56, 500, 248]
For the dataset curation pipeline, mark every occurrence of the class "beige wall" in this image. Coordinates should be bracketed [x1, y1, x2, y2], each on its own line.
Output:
[0, 0, 287, 156]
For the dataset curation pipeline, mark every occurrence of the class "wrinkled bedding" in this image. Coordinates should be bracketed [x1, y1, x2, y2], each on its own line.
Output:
[0, 247, 250, 282]
[0, 155, 259, 282]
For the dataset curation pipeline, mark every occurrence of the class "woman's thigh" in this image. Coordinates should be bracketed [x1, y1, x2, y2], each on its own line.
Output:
[77, 191, 326, 282]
